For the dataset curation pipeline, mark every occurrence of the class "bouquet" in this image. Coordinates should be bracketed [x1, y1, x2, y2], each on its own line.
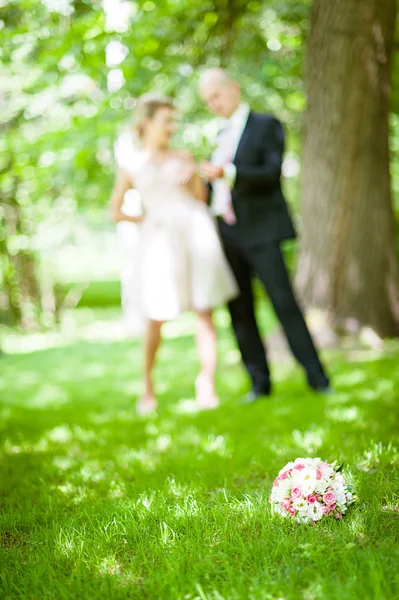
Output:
[269, 457, 356, 524]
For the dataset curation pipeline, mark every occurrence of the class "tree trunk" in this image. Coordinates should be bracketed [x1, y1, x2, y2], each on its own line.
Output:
[296, 0, 399, 337]
[0, 190, 42, 330]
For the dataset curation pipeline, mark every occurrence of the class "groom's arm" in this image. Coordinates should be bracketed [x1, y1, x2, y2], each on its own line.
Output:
[234, 117, 284, 188]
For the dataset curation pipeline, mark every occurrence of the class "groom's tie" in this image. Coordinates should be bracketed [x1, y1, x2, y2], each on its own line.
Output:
[212, 123, 237, 225]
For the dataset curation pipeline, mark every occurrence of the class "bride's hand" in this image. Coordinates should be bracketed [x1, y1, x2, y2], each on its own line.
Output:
[199, 162, 224, 182]
[133, 214, 145, 224]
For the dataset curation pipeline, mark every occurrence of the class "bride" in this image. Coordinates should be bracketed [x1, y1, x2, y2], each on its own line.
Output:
[109, 93, 237, 414]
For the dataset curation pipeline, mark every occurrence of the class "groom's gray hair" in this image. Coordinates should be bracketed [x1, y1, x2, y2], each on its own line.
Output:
[199, 68, 236, 88]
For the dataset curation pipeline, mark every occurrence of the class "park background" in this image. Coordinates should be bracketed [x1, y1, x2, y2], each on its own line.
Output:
[1, 1, 399, 599]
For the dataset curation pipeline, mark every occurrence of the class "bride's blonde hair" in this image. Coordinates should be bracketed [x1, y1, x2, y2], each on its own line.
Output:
[133, 92, 175, 139]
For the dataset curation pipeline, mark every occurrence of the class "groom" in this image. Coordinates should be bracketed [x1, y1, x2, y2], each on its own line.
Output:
[199, 68, 330, 400]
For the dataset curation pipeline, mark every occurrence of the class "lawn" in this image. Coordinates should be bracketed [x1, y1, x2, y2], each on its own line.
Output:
[1, 305, 399, 600]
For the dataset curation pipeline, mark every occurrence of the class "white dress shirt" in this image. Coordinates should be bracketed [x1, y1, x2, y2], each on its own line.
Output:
[210, 103, 250, 217]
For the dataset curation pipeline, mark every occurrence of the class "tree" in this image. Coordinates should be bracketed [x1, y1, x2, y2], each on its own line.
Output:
[297, 0, 399, 337]
[0, 0, 111, 328]
[0, 0, 308, 328]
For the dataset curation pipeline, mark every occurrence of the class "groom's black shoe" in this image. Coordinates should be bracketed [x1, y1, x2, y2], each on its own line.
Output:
[243, 386, 272, 404]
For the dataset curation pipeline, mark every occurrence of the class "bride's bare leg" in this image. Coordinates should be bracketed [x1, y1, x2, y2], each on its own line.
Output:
[195, 310, 219, 409]
[138, 319, 163, 414]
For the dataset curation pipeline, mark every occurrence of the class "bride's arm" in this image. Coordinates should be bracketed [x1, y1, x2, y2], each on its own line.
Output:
[109, 169, 144, 223]
[176, 150, 208, 203]
[188, 171, 208, 203]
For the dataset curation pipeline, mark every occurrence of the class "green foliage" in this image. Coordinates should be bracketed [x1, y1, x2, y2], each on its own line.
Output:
[1, 0, 398, 326]
[0, 0, 309, 326]
[0, 0, 308, 211]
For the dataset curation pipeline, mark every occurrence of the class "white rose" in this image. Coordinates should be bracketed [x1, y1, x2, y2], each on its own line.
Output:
[292, 467, 311, 481]
[335, 473, 345, 485]
[280, 461, 295, 474]
[276, 478, 292, 499]
[293, 498, 308, 512]
[315, 479, 329, 494]
[332, 481, 344, 495]
[293, 467, 316, 489]
[308, 501, 323, 522]
[270, 488, 281, 502]
[297, 512, 312, 524]
[324, 467, 335, 478]
[302, 481, 316, 496]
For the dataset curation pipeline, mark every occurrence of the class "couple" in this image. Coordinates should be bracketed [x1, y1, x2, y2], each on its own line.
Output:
[110, 68, 330, 414]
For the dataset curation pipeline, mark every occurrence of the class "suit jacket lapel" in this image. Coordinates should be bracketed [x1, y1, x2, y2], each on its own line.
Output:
[233, 111, 253, 164]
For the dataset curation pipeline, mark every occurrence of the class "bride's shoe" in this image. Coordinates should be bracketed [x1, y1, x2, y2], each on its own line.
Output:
[137, 395, 157, 415]
[195, 374, 219, 410]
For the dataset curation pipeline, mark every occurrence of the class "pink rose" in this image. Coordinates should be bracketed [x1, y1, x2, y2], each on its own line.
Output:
[316, 468, 323, 480]
[291, 486, 303, 500]
[280, 471, 288, 480]
[288, 506, 296, 516]
[335, 513, 343, 520]
[281, 499, 291, 510]
[294, 463, 305, 471]
[330, 503, 337, 510]
[307, 494, 316, 505]
[324, 491, 336, 505]
[322, 505, 330, 515]
[273, 478, 280, 487]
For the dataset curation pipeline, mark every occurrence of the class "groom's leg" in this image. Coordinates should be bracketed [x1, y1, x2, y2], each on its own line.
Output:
[248, 243, 329, 389]
[222, 241, 271, 393]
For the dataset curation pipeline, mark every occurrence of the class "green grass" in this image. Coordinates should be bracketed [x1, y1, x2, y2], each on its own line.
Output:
[1, 306, 399, 600]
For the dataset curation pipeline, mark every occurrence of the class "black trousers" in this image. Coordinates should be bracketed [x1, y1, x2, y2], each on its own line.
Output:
[221, 233, 329, 391]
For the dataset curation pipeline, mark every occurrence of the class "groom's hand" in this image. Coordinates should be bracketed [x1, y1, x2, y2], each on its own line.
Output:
[199, 162, 224, 182]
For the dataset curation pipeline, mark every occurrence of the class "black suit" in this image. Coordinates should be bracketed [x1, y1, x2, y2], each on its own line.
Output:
[216, 111, 329, 392]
